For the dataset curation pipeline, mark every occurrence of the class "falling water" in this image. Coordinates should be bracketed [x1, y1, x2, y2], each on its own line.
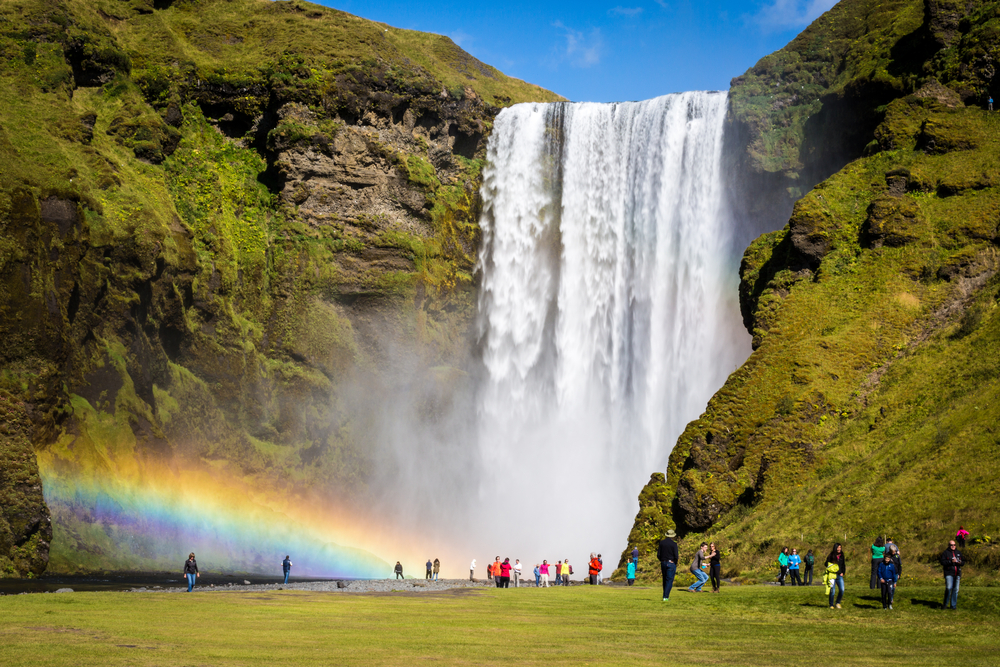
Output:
[474, 92, 751, 558]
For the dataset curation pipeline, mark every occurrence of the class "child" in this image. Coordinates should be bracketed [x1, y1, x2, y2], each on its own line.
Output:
[823, 561, 841, 608]
[626, 557, 636, 586]
[877, 553, 898, 610]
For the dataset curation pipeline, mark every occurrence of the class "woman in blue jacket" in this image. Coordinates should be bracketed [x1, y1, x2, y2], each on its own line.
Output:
[877, 553, 899, 610]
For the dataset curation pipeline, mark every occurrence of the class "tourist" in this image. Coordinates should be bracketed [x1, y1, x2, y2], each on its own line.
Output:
[540, 560, 551, 587]
[870, 537, 885, 589]
[184, 552, 199, 592]
[627, 557, 636, 586]
[597, 554, 604, 584]
[394, 561, 404, 579]
[433, 558, 440, 581]
[533, 563, 540, 586]
[632, 545, 639, 565]
[941, 539, 963, 610]
[513, 559, 522, 587]
[493, 556, 501, 582]
[657, 529, 679, 601]
[563, 559, 572, 585]
[281, 555, 292, 584]
[803, 549, 815, 585]
[499, 558, 512, 588]
[588, 553, 602, 585]
[708, 542, 722, 593]
[956, 526, 970, 549]
[555, 560, 563, 585]
[470, 558, 476, 581]
[426, 558, 433, 580]
[777, 547, 789, 586]
[877, 553, 899, 610]
[688, 542, 709, 592]
[886, 537, 902, 576]
[989, 96, 994, 111]
[825, 543, 846, 609]
[788, 548, 802, 586]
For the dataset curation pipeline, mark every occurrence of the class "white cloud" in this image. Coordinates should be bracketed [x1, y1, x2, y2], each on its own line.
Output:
[610, 6, 644, 17]
[753, 0, 838, 31]
[450, 29, 472, 48]
[553, 21, 603, 68]
[654, 0, 669, 8]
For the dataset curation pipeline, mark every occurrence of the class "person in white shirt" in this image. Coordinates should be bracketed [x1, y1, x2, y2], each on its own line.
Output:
[513, 559, 522, 587]
[470, 558, 476, 581]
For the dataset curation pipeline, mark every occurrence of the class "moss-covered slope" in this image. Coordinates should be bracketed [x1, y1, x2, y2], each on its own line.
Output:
[620, 1, 1000, 583]
[0, 0, 559, 576]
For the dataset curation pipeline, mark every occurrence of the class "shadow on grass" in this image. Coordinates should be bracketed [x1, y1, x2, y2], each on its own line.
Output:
[908, 597, 943, 609]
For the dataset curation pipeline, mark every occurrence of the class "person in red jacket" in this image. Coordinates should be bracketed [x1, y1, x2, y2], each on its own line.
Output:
[588, 553, 602, 585]
[499, 558, 512, 588]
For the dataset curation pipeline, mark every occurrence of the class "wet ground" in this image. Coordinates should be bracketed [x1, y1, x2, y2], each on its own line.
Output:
[0, 573, 336, 595]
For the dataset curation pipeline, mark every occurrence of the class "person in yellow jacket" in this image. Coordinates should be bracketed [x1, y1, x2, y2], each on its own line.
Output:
[823, 561, 841, 600]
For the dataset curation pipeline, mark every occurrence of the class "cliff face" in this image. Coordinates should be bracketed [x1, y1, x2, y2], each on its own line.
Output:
[622, 0, 1000, 582]
[0, 0, 559, 575]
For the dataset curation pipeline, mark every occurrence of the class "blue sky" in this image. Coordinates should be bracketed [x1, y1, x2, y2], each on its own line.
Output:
[321, 0, 839, 102]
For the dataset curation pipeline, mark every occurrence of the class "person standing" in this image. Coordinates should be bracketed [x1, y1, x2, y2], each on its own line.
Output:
[499, 558, 512, 588]
[432, 558, 440, 581]
[470, 558, 476, 582]
[632, 545, 639, 566]
[281, 555, 292, 585]
[513, 559, 522, 587]
[597, 554, 604, 584]
[870, 537, 886, 589]
[492, 556, 501, 583]
[777, 547, 789, 586]
[825, 543, 846, 609]
[588, 553, 602, 585]
[885, 538, 902, 576]
[533, 563, 541, 587]
[184, 552, 199, 592]
[941, 539, 963, 610]
[688, 543, 709, 592]
[627, 558, 636, 586]
[803, 549, 815, 585]
[394, 561, 404, 579]
[426, 559, 433, 580]
[657, 529, 679, 601]
[555, 560, 563, 585]
[563, 559, 572, 585]
[708, 542, 722, 593]
[540, 560, 551, 587]
[956, 526, 970, 549]
[788, 548, 802, 586]
[989, 96, 994, 111]
[877, 553, 899, 610]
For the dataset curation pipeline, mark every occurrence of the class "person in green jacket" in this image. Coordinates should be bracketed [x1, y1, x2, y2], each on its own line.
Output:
[626, 558, 636, 586]
[777, 547, 790, 586]
[870, 537, 886, 589]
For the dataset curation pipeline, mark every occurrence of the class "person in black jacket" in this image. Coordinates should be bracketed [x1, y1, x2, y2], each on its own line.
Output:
[940, 540, 963, 610]
[657, 529, 679, 601]
[825, 543, 846, 608]
[282, 555, 292, 584]
[184, 552, 199, 592]
[394, 561, 404, 579]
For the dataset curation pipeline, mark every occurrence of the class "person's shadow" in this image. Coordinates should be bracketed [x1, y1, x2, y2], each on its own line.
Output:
[908, 598, 941, 609]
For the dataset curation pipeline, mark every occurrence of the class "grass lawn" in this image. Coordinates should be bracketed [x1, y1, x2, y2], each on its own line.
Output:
[1, 583, 998, 666]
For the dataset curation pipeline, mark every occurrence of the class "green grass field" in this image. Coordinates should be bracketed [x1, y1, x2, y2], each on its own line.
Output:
[2, 584, 998, 666]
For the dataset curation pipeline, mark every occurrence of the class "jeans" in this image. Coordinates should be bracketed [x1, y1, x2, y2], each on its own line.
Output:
[186, 573, 196, 592]
[555, 573, 562, 585]
[535, 574, 540, 586]
[880, 581, 895, 608]
[803, 564, 813, 585]
[433, 572, 438, 580]
[283, 570, 290, 584]
[688, 568, 709, 592]
[660, 561, 676, 599]
[396, 572, 403, 579]
[789, 569, 802, 586]
[944, 575, 960, 609]
[828, 575, 845, 606]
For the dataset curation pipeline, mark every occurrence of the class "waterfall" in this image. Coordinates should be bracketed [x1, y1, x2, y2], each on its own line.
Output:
[474, 91, 751, 558]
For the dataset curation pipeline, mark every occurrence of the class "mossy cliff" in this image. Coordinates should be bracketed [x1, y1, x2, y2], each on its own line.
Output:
[0, 0, 560, 576]
[621, 0, 1000, 583]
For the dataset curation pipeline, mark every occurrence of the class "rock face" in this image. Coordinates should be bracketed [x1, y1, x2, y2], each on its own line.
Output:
[0, 0, 560, 575]
[618, 0, 1000, 581]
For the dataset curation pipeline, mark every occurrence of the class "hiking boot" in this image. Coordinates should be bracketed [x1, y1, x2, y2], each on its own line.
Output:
[836, 604, 841, 609]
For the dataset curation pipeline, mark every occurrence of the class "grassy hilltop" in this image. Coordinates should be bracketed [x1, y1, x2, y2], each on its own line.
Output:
[621, 0, 1000, 584]
[0, 0, 559, 577]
